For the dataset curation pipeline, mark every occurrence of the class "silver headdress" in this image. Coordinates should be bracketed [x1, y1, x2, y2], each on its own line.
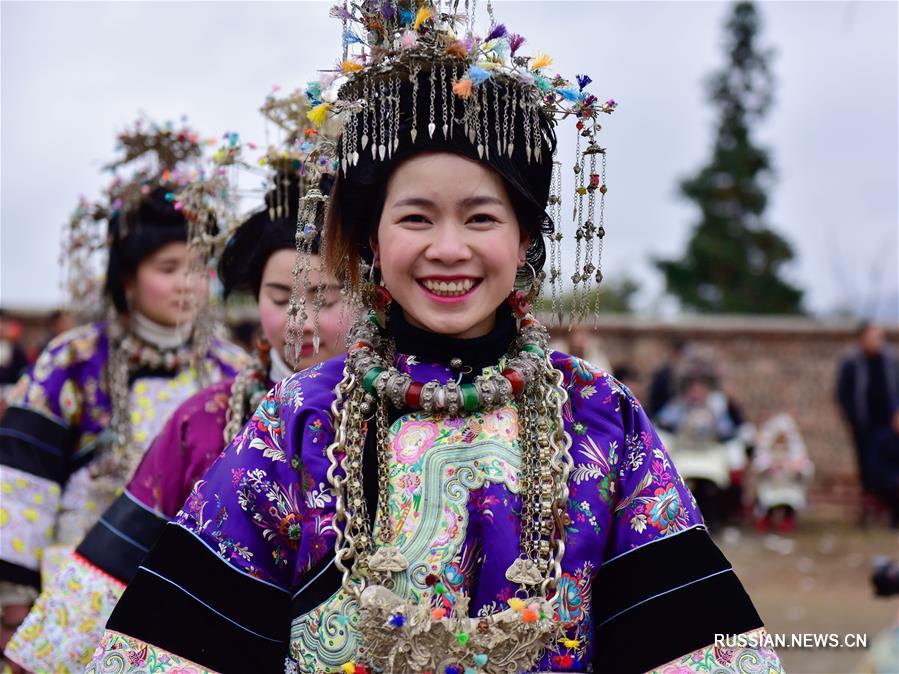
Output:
[297, 0, 616, 323]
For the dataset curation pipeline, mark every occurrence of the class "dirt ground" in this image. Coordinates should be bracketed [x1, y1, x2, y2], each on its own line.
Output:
[714, 522, 899, 674]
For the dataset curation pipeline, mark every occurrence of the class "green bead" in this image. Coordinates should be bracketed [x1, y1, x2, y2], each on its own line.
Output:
[362, 367, 385, 394]
[455, 632, 470, 646]
[434, 582, 446, 594]
[461, 384, 480, 412]
[522, 343, 544, 357]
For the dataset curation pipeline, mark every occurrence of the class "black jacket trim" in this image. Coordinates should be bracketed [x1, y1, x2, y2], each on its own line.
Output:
[0, 559, 40, 589]
[76, 492, 167, 583]
[0, 407, 74, 483]
[593, 526, 763, 673]
[106, 523, 289, 674]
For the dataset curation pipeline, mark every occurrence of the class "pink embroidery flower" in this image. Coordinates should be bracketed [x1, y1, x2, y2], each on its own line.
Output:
[394, 421, 438, 463]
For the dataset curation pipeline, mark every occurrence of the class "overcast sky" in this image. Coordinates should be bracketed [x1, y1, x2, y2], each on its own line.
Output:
[1, 1, 896, 319]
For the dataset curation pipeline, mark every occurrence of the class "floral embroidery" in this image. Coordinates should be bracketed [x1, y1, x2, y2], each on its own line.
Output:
[5, 553, 125, 672]
[234, 468, 304, 567]
[393, 420, 440, 464]
[86, 630, 214, 673]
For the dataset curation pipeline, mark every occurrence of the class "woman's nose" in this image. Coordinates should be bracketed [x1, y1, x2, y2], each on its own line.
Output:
[425, 223, 471, 263]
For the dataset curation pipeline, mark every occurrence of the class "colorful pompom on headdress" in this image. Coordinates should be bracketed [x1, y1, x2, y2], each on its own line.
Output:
[300, 0, 617, 322]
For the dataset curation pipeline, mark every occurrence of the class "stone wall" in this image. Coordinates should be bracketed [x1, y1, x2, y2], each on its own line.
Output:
[548, 314, 899, 522]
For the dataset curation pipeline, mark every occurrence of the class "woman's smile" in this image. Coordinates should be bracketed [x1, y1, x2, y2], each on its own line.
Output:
[417, 276, 483, 302]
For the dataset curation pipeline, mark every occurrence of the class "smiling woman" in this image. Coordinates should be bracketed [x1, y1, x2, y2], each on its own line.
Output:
[373, 153, 528, 339]
[88, 4, 783, 674]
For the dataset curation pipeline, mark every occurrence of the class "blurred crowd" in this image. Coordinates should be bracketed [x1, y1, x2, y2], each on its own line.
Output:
[560, 321, 899, 534]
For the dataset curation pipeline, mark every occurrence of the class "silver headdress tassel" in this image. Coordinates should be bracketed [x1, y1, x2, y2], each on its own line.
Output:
[258, 88, 339, 367]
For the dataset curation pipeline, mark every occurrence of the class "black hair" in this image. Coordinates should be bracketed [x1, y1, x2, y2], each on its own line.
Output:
[218, 172, 332, 298]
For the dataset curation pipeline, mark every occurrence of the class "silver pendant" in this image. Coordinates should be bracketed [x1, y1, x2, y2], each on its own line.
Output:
[505, 558, 542, 586]
[368, 545, 409, 572]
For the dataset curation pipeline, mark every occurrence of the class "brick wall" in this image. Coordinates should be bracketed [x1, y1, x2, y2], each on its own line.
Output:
[548, 315, 899, 522]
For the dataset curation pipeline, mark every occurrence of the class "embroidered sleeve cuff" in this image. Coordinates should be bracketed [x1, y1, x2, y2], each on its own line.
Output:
[86, 630, 219, 673]
[646, 627, 785, 673]
[4, 552, 125, 673]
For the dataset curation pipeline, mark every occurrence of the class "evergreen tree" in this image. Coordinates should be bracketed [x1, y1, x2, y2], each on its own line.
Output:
[655, 1, 803, 313]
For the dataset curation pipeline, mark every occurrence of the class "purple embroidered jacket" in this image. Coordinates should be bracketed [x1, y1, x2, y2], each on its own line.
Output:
[0, 321, 245, 602]
[89, 349, 780, 674]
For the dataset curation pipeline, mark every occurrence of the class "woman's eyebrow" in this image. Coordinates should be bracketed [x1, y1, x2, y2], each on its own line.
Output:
[263, 282, 292, 292]
[390, 196, 436, 209]
[459, 195, 504, 208]
[390, 195, 504, 208]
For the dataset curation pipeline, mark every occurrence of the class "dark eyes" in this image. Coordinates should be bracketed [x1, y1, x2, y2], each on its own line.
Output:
[397, 214, 498, 225]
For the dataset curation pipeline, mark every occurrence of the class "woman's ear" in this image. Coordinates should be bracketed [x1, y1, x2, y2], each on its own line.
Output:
[517, 233, 530, 267]
[369, 235, 380, 267]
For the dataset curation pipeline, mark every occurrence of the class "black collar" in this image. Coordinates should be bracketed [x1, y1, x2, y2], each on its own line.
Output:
[388, 302, 517, 372]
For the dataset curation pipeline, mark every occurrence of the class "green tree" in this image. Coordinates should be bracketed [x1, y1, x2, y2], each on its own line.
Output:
[655, 1, 803, 314]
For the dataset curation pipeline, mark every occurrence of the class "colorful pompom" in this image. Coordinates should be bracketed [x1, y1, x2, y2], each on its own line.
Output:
[413, 7, 431, 31]
[467, 65, 491, 85]
[486, 23, 507, 41]
[530, 53, 553, 71]
[452, 78, 473, 99]
[308, 102, 331, 127]
[508, 33, 526, 56]
[507, 597, 526, 611]
[341, 59, 364, 73]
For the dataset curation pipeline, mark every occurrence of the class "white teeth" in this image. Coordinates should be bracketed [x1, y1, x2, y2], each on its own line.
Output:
[422, 279, 476, 296]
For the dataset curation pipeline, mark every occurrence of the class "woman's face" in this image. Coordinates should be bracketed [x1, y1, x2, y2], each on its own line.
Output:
[257, 249, 346, 369]
[374, 152, 528, 339]
[128, 241, 205, 327]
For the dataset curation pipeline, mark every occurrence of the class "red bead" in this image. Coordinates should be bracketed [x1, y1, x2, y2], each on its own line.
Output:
[507, 290, 531, 318]
[374, 285, 392, 308]
[553, 654, 574, 669]
[576, 121, 583, 130]
[406, 381, 424, 408]
[349, 341, 372, 352]
[425, 573, 439, 587]
[502, 368, 525, 396]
